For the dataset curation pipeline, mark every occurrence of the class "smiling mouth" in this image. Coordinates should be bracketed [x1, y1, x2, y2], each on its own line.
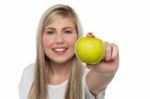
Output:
[52, 48, 68, 55]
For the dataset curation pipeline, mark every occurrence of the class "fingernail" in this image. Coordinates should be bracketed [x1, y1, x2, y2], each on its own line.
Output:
[87, 32, 93, 35]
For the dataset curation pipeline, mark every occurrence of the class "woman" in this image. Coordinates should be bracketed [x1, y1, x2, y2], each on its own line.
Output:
[19, 4, 119, 99]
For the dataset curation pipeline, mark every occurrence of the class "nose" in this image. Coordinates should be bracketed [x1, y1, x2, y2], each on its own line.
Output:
[55, 33, 64, 44]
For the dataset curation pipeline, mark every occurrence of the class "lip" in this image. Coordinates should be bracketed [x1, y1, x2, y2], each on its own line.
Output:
[52, 47, 68, 55]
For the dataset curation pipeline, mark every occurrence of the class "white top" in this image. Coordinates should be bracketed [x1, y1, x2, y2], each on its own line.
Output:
[19, 64, 105, 99]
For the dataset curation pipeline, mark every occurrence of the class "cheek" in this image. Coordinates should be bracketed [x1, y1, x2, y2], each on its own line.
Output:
[42, 35, 53, 48]
[67, 36, 77, 47]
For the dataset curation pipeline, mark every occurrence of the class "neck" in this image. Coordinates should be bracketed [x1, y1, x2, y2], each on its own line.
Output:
[46, 59, 74, 85]
[50, 59, 74, 74]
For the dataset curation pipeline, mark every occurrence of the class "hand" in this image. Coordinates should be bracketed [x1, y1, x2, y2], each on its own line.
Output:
[86, 33, 119, 76]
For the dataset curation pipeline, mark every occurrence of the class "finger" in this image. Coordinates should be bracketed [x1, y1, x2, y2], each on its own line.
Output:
[111, 43, 119, 60]
[86, 32, 95, 37]
[105, 42, 112, 61]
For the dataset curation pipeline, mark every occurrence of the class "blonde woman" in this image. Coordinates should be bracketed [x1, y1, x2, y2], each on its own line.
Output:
[19, 4, 119, 99]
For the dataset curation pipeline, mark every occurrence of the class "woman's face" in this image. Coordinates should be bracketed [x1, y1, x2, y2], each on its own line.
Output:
[42, 17, 77, 64]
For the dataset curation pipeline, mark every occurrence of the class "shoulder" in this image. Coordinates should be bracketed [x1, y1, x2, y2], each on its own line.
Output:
[21, 63, 35, 82]
[19, 63, 35, 98]
[20, 63, 35, 86]
[22, 63, 35, 76]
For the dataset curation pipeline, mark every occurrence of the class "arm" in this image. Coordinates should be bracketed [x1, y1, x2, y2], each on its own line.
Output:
[86, 41, 119, 96]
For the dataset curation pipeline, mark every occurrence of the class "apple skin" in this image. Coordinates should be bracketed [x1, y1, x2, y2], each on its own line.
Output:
[75, 36, 105, 64]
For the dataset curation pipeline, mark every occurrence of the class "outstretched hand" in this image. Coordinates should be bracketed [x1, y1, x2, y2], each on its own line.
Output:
[86, 33, 119, 76]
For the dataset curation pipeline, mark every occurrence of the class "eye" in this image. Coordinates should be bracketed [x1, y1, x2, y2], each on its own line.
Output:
[46, 31, 54, 35]
[64, 30, 73, 34]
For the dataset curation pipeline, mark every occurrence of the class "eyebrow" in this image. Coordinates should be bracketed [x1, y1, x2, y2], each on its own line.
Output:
[44, 27, 55, 30]
[45, 27, 75, 30]
[62, 27, 75, 30]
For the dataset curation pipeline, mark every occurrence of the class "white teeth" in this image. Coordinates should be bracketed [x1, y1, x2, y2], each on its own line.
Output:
[53, 48, 66, 51]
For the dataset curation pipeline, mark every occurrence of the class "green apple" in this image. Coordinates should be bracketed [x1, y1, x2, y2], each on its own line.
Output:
[75, 35, 105, 64]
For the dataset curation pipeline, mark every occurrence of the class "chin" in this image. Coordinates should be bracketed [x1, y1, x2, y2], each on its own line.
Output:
[51, 55, 75, 64]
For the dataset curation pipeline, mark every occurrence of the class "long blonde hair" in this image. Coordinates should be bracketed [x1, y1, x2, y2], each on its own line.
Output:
[28, 4, 83, 99]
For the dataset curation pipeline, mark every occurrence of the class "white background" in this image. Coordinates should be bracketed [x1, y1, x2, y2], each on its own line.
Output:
[0, 0, 150, 99]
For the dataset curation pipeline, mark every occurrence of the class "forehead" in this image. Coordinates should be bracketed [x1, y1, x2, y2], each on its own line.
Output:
[45, 17, 75, 28]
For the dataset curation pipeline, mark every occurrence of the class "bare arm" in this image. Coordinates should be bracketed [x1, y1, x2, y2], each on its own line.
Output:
[86, 41, 119, 96]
